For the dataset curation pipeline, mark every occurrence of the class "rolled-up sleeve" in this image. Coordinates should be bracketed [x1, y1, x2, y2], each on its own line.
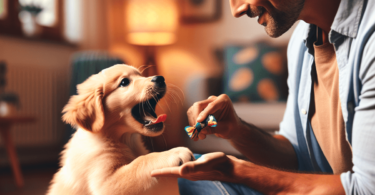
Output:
[341, 33, 375, 194]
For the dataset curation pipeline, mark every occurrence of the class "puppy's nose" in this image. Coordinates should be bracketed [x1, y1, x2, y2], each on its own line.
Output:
[151, 76, 166, 88]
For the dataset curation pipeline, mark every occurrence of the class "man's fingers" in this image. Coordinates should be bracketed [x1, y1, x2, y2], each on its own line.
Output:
[192, 126, 215, 141]
[198, 133, 206, 140]
[151, 167, 181, 177]
[187, 98, 214, 126]
[188, 113, 198, 127]
[197, 94, 230, 122]
[151, 152, 232, 180]
[179, 152, 227, 175]
[188, 111, 198, 127]
[201, 127, 214, 135]
[196, 102, 221, 122]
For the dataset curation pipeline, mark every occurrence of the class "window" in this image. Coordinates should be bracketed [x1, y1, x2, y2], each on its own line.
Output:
[64, 0, 82, 43]
[0, 0, 82, 44]
[0, 0, 64, 42]
[19, 0, 57, 27]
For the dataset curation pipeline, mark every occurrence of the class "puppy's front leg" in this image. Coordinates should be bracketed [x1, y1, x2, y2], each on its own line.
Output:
[96, 147, 193, 195]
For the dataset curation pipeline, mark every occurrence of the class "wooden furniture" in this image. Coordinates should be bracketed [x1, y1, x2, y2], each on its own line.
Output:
[0, 115, 36, 188]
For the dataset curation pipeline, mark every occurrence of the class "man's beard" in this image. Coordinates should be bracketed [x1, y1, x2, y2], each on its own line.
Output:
[249, 0, 305, 38]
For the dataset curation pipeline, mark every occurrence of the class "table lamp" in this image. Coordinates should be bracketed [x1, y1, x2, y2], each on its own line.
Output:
[125, 0, 178, 76]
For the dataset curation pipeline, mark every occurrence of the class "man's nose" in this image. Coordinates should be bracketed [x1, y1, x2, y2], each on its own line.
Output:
[229, 0, 248, 18]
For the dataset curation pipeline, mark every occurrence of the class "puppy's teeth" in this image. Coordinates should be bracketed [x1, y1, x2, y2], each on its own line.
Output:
[144, 120, 153, 126]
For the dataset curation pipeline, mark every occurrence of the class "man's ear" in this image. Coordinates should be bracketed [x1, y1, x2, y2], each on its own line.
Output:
[62, 76, 105, 133]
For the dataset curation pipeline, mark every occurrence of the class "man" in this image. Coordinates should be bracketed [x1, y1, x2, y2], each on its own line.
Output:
[152, 0, 375, 194]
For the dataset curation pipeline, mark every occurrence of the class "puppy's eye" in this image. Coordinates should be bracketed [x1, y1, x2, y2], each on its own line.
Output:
[119, 78, 130, 87]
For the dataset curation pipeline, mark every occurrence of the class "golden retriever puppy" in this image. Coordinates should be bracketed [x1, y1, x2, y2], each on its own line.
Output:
[47, 64, 193, 195]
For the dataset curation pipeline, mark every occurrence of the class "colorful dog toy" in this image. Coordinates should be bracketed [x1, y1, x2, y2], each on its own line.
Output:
[184, 115, 217, 139]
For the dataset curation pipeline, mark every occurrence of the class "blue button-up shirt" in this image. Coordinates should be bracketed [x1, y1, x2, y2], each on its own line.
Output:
[279, 0, 375, 193]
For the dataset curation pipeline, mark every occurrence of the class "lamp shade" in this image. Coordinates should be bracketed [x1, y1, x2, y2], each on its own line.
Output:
[126, 0, 178, 46]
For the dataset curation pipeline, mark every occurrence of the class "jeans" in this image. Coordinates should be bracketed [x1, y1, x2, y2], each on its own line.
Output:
[178, 178, 262, 195]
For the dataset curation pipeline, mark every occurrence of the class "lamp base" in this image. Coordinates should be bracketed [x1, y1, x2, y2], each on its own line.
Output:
[142, 46, 158, 76]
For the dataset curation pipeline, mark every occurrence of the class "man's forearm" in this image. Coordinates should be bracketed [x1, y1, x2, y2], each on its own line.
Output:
[229, 119, 298, 170]
[231, 159, 345, 195]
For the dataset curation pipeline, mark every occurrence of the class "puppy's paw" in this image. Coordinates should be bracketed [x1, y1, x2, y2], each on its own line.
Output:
[166, 147, 194, 167]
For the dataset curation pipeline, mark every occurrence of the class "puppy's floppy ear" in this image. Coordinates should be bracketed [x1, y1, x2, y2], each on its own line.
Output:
[62, 75, 105, 132]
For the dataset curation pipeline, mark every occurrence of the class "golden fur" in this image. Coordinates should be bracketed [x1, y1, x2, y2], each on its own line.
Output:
[47, 65, 193, 195]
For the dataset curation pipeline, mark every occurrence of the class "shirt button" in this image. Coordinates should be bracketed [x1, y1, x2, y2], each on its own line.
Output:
[347, 102, 354, 113]
[301, 109, 307, 115]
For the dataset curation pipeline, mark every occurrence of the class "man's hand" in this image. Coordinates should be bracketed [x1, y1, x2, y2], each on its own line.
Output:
[151, 152, 242, 183]
[187, 94, 243, 140]
[151, 151, 345, 194]
[187, 95, 298, 170]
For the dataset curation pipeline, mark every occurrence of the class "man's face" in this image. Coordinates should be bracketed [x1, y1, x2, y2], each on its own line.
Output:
[229, 0, 305, 38]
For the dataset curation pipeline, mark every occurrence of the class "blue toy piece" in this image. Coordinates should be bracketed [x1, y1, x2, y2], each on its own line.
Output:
[193, 154, 203, 160]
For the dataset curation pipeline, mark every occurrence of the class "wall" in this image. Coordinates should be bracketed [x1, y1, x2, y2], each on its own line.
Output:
[0, 0, 109, 164]
[110, 0, 297, 89]
[0, 0, 109, 139]
[157, 0, 297, 85]
[0, 0, 299, 161]
[158, 1, 297, 146]
[0, 36, 76, 164]
[107, 0, 297, 148]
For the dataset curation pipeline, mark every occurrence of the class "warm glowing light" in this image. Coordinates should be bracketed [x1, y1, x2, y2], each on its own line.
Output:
[126, 0, 178, 46]
[128, 32, 176, 45]
[0, 0, 7, 19]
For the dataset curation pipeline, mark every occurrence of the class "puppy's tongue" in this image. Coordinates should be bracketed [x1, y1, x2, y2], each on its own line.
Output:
[150, 114, 167, 124]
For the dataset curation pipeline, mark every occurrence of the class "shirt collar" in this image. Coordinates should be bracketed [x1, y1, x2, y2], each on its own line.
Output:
[330, 0, 365, 39]
[303, 0, 365, 46]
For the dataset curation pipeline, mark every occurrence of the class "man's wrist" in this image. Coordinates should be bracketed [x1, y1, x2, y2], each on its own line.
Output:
[232, 160, 290, 194]
[228, 118, 251, 140]
[230, 158, 250, 183]
[228, 157, 345, 194]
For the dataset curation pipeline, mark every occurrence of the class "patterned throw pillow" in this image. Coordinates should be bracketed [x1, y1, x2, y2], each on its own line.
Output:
[223, 42, 288, 103]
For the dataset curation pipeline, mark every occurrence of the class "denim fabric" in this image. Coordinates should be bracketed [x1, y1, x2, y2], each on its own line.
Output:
[178, 178, 262, 195]
[279, 0, 375, 194]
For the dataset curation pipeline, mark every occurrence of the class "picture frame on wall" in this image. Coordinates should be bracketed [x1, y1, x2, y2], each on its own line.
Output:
[180, 0, 222, 24]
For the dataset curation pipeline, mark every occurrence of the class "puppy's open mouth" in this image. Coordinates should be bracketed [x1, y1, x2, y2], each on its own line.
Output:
[131, 96, 166, 132]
